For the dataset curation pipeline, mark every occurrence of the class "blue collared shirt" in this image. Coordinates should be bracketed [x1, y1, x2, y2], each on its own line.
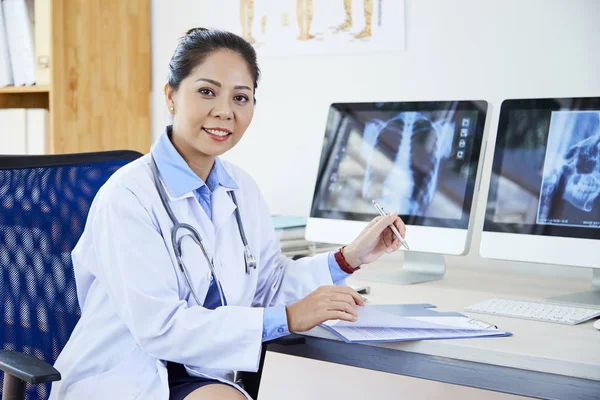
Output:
[152, 128, 350, 342]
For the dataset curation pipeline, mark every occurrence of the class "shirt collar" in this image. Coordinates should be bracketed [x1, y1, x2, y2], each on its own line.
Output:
[150, 126, 239, 198]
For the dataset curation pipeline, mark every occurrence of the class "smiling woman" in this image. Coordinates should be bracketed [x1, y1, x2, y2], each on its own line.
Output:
[164, 28, 260, 183]
[48, 27, 406, 400]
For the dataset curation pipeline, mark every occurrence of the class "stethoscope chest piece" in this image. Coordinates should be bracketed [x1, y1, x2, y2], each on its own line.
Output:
[244, 245, 257, 274]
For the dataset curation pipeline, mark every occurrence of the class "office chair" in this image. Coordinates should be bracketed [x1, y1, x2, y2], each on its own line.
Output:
[0, 151, 142, 399]
[0, 151, 305, 400]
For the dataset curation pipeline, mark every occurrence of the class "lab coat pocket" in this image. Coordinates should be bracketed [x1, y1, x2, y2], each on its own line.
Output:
[65, 345, 156, 399]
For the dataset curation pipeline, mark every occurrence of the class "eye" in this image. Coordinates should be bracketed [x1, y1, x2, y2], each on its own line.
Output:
[234, 95, 249, 104]
[198, 88, 215, 96]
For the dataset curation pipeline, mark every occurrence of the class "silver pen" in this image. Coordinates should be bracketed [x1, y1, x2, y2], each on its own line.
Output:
[371, 200, 410, 251]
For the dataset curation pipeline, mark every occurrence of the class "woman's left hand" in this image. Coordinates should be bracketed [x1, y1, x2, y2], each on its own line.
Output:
[342, 213, 406, 268]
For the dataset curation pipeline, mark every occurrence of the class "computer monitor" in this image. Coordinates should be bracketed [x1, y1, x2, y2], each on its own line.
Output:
[306, 100, 488, 284]
[481, 97, 600, 307]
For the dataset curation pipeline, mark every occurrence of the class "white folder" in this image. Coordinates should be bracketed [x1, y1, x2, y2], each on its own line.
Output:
[25, 108, 48, 154]
[3, 0, 36, 86]
[0, 109, 27, 154]
[0, 0, 14, 86]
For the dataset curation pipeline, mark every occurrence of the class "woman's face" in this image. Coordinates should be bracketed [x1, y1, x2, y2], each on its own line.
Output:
[165, 49, 255, 158]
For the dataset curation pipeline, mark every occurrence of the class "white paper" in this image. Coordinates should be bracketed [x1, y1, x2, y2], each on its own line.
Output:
[407, 316, 497, 330]
[324, 306, 483, 330]
[322, 306, 507, 342]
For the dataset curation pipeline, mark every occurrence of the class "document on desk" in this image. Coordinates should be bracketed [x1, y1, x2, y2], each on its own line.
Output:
[321, 306, 510, 343]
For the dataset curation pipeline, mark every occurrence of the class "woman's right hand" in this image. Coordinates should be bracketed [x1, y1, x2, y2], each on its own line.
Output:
[285, 286, 365, 332]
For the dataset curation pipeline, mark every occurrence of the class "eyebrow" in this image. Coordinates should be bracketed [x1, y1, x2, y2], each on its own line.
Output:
[196, 78, 252, 91]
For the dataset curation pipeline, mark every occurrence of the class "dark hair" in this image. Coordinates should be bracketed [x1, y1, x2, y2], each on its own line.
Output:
[168, 28, 260, 94]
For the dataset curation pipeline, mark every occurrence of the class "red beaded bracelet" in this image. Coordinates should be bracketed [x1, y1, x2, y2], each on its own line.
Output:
[334, 246, 361, 274]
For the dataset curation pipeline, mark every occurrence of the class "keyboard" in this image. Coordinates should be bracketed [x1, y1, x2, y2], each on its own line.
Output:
[465, 298, 600, 325]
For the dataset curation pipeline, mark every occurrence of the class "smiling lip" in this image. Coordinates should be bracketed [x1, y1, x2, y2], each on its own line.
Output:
[203, 127, 232, 142]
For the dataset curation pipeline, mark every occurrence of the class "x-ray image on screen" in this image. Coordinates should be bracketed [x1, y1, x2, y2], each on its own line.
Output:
[537, 111, 600, 227]
[361, 111, 456, 217]
[310, 101, 486, 229]
[484, 97, 600, 239]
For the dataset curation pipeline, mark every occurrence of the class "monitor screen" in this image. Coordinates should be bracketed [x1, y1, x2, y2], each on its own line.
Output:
[309, 101, 487, 229]
[484, 97, 600, 239]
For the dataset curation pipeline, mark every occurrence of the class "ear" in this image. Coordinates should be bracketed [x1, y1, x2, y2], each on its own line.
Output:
[164, 82, 176, 114]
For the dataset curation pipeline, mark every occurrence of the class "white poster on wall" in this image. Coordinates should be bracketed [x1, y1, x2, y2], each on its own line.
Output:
[197, 0, 405, 56]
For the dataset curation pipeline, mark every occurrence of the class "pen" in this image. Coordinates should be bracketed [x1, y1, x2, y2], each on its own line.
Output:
[371, 200, 410, 251]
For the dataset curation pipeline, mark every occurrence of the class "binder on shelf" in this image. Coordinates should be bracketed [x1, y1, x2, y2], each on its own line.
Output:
[0, 0, 14, 86]
[33, 0, 50, 85]
[0, 109, 27, 154]
[25, 108, 48, 154]
[4, 0, 36, 86]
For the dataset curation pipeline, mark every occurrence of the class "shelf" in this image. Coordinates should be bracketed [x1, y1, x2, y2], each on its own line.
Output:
[0, 86, 50, 94]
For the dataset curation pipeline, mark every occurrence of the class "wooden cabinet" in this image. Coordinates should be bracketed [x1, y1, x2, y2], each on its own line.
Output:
[0, 0, 151, 154]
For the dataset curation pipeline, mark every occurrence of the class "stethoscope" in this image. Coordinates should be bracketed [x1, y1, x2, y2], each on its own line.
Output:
[150, 155, 257, 307]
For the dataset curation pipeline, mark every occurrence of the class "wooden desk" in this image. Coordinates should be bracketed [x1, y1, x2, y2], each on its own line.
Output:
[260, 263, 600, 399]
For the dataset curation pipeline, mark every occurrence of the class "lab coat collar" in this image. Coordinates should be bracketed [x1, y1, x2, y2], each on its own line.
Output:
[150, 126, 239, 201]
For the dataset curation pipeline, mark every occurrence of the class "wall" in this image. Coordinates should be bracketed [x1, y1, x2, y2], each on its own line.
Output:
[151, 0, 600, 277]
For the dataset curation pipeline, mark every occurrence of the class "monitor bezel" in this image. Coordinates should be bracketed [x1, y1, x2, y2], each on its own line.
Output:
[483, 96, 600, 240]
[308, 100, 488, 230]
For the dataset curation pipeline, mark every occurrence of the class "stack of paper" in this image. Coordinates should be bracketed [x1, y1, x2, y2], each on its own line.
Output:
[322, 305, 511, 343]
[3, 0, 36, 86]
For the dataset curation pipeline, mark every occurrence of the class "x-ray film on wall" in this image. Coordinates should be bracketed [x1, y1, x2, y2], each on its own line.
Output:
[198, 0, 405, 56]
[537, 111, 600, 228]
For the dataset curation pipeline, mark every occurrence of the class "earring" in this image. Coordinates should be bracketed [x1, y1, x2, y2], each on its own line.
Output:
[169, 107, 174, 111]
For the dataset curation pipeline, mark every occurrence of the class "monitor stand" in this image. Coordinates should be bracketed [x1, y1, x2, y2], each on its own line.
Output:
[547, 269, 600, 308]
[358, 251, 446, 285]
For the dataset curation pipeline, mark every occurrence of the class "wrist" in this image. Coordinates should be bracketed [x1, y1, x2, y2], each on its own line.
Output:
[285, 305, 295, 332]
[343, 246, 362, 268]
[335, 246, 361, 272]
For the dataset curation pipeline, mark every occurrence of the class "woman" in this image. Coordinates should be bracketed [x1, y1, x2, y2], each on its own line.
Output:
[50, 28, 406, 400]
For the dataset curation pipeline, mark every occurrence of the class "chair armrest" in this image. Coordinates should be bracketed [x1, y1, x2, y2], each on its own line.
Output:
[0, 350, 61, 384]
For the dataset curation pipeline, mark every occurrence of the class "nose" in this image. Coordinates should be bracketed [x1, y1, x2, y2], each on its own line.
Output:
[211, 96, 233, 120]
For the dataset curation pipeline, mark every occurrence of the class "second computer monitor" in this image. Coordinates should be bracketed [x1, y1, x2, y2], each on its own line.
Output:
[481, 97, 600, 305]
[306, 100, 488, 277]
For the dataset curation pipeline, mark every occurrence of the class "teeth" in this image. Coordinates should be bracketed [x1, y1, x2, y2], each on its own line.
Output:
[204, 128, 230, 137]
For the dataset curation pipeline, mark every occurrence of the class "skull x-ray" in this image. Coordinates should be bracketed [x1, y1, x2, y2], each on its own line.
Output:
[310, 102, 485, 229]
[484, 98, 600, 236]
[538, 111, 600, 226]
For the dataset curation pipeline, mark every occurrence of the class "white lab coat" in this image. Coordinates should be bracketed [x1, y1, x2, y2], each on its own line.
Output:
[49, 154, 334, 399]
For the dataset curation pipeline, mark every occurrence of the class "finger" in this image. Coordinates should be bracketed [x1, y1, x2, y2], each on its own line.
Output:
[393, 216, 407, 237]
[325, 310, 357, 323]
[382, 227, 394, 248]
[333, 286, 365, 306]
[366, 215, 383, 229]
[331, 293, 357, 305]
[328, 301, 358, 319]
[367, 212, 397, 238]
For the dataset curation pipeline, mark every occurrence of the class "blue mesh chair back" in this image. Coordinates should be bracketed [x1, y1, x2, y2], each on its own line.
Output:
[0, 151, 142, 399]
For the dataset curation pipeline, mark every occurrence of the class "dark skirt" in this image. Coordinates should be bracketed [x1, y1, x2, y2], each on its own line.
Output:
[167, 361, 222, 399]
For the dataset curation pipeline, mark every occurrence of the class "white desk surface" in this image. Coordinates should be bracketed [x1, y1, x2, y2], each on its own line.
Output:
[304, 262, 600, 381]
